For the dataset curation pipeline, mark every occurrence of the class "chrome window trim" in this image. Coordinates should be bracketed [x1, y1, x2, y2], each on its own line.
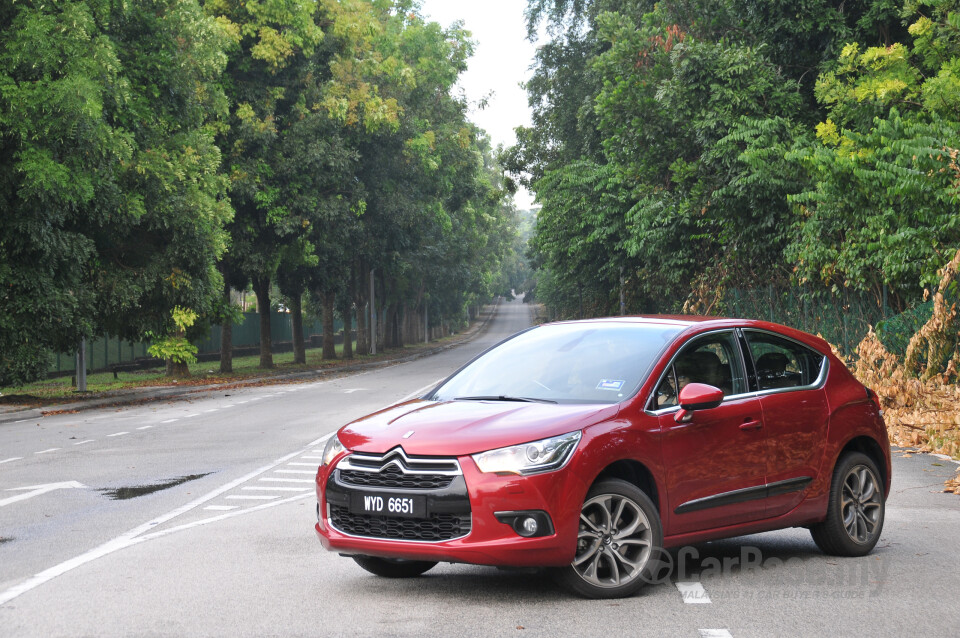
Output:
[740, 328, 830, 395]
[643, 327, 830, 416]
[644, 328, 748, 416]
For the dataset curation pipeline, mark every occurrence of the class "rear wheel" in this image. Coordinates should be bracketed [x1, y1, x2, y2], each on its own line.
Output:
[351, 556, 438, 578]
[810, 452, 885, 556]
[554, 479, 663, 599]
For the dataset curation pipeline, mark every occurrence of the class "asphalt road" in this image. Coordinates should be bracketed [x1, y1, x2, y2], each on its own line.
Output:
[1, 297, 959, 637]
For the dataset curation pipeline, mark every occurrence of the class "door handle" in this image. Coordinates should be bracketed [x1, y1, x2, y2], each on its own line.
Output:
[739, 420, 763, 431]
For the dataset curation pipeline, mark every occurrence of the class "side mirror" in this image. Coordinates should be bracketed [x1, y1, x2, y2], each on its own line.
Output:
[675, 383, 724, 423]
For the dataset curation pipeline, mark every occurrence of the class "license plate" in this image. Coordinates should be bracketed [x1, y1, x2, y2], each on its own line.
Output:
[349, 492, 426, 518]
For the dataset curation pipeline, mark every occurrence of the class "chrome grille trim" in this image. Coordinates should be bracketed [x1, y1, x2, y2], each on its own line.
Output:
[338, 446, 462, 476]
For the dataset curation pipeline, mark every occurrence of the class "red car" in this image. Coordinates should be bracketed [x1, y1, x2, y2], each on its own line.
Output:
[314, 317, 890, 598]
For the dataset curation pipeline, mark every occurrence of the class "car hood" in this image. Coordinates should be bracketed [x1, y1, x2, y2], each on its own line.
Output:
[338, 399, 620, 457]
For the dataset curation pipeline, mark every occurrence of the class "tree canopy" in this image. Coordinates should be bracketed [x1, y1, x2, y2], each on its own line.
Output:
[510, 0, 960, 318]
[0, 0, 522, 385]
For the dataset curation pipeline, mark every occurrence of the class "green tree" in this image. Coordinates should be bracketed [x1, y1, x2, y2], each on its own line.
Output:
[789, 0, 960, 302]
[0, 1, 232, 386]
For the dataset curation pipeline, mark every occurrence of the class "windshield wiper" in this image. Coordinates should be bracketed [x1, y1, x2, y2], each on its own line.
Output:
[454, 395, 557, 404]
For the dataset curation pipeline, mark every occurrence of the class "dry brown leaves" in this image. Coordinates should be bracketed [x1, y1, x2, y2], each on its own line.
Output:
[903, 248, 960, 381]
[945, 470, 960, 495]
[848, 325, 960, 458]
[839, 250, 960, 493]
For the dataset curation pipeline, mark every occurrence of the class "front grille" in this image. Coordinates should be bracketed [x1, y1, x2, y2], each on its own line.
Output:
[330, 505, 470, 541]
[326, 447, 471, 542]
[340, 448, 462, 475]
[338, 467, 454, 490]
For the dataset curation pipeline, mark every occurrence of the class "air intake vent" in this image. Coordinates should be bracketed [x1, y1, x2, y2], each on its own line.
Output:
[329, 505, 471, 542]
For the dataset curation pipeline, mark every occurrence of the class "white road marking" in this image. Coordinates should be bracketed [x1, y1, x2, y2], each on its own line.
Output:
[161, 419, 178, 424]
[274, 470, 317, 475]
[241, 486, 312, 492]
[0, 433, 333, 606]
[287, 462, 319, 467]
[301, 456, 324, 460]
[258, 477, 315, 484]
[185, 414, 199, 418]
[203, 505, 239, 511]
[0, 482, 87, 508]
[13, 419, 29, 424]
[699, 630, 732, 638]
[138, 492, 313, 542]
[137, 426, 153, 430]
[236, 401, 249, 405]
[73, 440, 94, 446]
[676, 581, 711, 604]
[343, 388, 366, 394]
[221, 405, 235, 409]
[0, 457, 23, 465]
[225, 495, 280, 501]
[35, 448, 60, 454]
[106, 432, 129, 437]
[249, 398, 261, 401]
[204, 409, 218, 413]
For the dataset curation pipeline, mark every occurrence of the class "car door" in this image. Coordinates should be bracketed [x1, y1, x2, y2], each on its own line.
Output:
[653, 331, 770, 535]
[742, 329, 830, 518]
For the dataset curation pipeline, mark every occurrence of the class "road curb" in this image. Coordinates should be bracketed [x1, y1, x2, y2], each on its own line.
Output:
[0, 298, 502, 425]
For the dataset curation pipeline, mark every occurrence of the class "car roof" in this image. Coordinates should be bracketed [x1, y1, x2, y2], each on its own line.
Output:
[546, 315, 734, 327]
[541, 315, 832, 353]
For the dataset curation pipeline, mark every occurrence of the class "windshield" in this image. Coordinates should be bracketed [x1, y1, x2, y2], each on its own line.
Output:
[429, 322, 683, 404]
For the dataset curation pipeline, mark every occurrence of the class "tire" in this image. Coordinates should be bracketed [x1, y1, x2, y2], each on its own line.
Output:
[553, 479, 663, 599]
[351, 555, 438, 578]
[810, 451, 885, 556]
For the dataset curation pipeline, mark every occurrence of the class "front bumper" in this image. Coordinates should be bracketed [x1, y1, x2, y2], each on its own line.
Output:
[315, 454, 587, 567]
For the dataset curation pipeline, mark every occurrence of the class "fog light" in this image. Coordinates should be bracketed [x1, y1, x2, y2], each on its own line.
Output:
[494, 510, 555, 538]
[521, 517, 538, 536]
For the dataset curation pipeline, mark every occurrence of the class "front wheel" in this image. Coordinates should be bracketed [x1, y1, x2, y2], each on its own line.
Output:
[554, 479, 663, 599]
[810, 452, 885, 556]
[351, 555, 438, 578]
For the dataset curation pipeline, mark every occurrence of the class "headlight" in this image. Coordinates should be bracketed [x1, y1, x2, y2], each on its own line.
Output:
[472, 431, 582, 475]
[321, 434, 347, 467]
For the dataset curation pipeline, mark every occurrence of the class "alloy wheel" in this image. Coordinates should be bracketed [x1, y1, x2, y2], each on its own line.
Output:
[573, 492, 654, 588]
[841, 464, 882, 544]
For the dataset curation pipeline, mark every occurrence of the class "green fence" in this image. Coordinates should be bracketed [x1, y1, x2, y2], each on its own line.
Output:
[51, 339, 152, 376]
[723, 285, 902, 357]
[50, 311, 348, 375]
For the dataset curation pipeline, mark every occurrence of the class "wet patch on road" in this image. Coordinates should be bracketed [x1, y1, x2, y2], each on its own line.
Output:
[100, 473, 212, 500]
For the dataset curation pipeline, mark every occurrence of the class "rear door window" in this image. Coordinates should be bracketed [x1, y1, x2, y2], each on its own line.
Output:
[743, 331, 825, 391]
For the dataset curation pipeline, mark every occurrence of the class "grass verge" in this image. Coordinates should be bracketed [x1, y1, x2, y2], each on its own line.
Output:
[0, 335, 463, 406]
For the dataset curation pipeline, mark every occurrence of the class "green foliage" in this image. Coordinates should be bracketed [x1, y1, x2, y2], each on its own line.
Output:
[513, 0, 960, 331]
[790, 0, 960, 298]
[0, 0, 232, 386]
[147, 306, 200, 365]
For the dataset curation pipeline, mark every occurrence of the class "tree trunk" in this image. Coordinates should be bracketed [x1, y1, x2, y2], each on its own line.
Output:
[220, 279, 233, 373]
[354, 262, 368, 355]
[290, 292, 305, 364]
[340, 296, 353, 360]
[384, 301, 402, 348]
[166, 359, 190, 377]
[355, 300, 367, 356]
[254, 275, 273, 369]
[322, 290, 337, 360]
